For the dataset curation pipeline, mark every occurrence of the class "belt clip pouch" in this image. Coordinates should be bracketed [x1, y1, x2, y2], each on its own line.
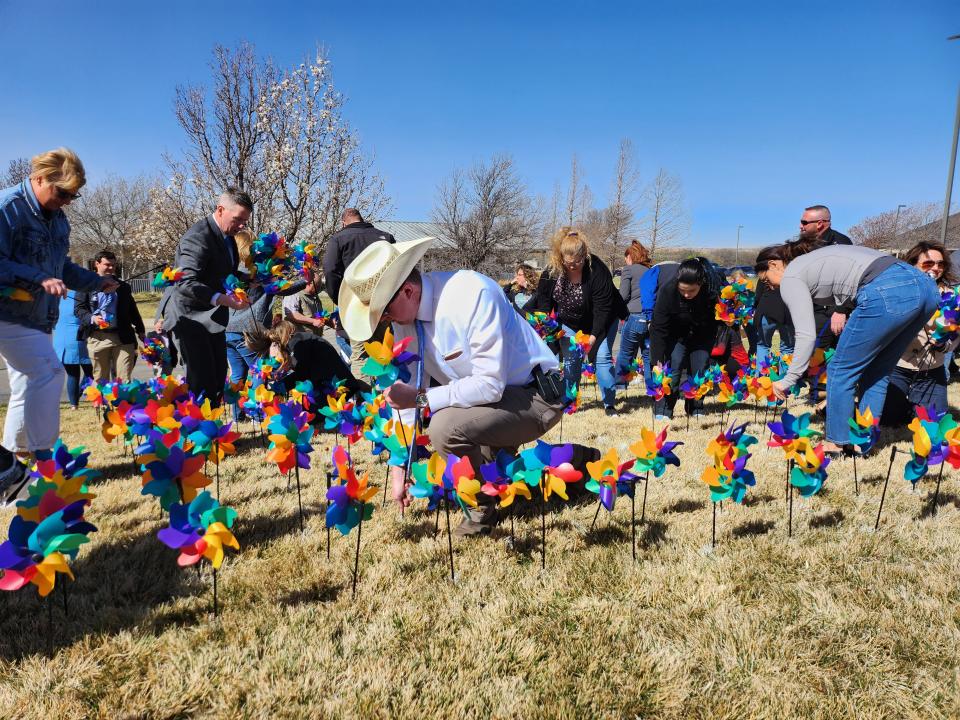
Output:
[533, 366, 564, 404]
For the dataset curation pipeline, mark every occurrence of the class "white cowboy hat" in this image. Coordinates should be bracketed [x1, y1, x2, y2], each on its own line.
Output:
[339, 236, 435, 341]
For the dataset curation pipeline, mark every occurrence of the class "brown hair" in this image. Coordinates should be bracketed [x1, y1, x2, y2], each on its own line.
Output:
[903, 240, 958, 286]
[753, 237, 824, 272]
[513, 263, 540, 290]
[624, 240, 652, 267]
[547, 227, 591, 276]
[244, 320, 297, 366]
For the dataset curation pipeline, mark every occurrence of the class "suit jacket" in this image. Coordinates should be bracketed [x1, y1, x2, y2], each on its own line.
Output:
[75, 278, 145, 345]
[167, 216, 241, 333]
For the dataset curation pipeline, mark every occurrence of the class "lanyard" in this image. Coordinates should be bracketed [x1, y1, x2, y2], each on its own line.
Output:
[403, 320, 426, 483]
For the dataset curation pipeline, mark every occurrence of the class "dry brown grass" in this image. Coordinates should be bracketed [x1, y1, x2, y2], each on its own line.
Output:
[1, 384, 959, 719]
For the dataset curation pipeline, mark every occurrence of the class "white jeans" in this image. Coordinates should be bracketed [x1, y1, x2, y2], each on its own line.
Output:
[0, 320, 65, 452]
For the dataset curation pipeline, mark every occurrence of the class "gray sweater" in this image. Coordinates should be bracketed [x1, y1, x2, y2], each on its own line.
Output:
[225, 280, 306, 334]
[619, 264, 647, 314]
[779, 245, 896, 386]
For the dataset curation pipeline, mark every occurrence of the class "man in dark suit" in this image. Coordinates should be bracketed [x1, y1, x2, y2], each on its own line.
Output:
[166, 188, 252, 406]
[75, 249, 145, 381]
[322, 208, 395, 374]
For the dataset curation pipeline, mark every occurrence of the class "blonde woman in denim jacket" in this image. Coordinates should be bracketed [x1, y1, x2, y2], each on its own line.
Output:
[0, 149, 114, 500]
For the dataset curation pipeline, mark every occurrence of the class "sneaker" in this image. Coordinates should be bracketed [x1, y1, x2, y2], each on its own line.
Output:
[654, 414, 670, 422]
[692, 411, 706, 418]
[604, 407, 618, 417]
[0, 455, 30, 506]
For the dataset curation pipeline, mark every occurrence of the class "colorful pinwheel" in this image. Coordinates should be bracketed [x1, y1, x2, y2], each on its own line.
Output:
[326, 446, 377, 535]
[157, 491, 239, 569]
[904, 405, 960, 483]
[0, 286, 32, 301]
[929, 285, 960, 346]
[585, 449, 638, 512]
[266, 401, 315, 474]
[525, 310, 565, 343]
[647, 362, 672, 401]
[151, 266, 184, 290]
[223, 274, 249, 304]
[629, 427, 683, 478]
[362, 326, 419, 389]
[715, 279, 756, 327]
[848, 407, 880, 455]
[701, 423, 757, 503]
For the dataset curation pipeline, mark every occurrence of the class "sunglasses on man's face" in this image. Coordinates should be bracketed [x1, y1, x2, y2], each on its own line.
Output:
[799, 219, 822, 226]
[54, 186, 81, 201]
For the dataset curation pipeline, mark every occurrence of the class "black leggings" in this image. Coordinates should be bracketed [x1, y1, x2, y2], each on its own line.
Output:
[63, 363, 93, 408]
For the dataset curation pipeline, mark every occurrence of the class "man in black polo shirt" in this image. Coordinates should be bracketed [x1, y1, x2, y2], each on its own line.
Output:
[323, 208, 395, 374]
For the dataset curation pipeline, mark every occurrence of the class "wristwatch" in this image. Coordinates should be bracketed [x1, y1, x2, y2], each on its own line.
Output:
[415, 389, 429, 410]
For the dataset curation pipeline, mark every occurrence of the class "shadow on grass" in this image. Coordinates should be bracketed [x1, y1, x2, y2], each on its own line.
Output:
[664, 498, 704, 514]
[917, 491, 960, 519]
[278, 579, 343, 606]
[731, 519, 776, 538]
[638, 519, 668, 549]
[809, 509, 844, 529]
[743, 493, 775, 507]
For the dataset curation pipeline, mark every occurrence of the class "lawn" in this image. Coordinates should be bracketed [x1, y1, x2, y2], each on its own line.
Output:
[1, 383, 959, 719]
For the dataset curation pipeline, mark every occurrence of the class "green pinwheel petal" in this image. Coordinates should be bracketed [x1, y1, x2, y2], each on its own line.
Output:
[45, 533, 90, 555]
[584, 479, 601, 494]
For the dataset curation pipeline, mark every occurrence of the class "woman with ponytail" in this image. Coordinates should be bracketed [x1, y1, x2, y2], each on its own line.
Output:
[755, 238, 937, 452]
[615, 240, 654, 390]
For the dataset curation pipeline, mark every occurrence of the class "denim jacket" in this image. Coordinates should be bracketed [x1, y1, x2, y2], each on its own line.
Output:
[0, 180, 103, 332]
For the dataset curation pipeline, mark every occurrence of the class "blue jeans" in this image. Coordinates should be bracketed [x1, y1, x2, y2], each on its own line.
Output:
[756, 316, 794, 365]
[225, 332, 259, 418]
[655, 339, 711, 418]
[63, 362, 92, 408]
[560, 322, 619, 408]
[881, 365, 948, 427]
[615, 313, 652, 389]
[825, 263, 938, 444]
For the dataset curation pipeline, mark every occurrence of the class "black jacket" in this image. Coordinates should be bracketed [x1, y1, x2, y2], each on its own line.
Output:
[323, 222, 396, 304]
[281, 335, 370, 399]
[168, 216, 243, 332]
[649, 280, 718, 365]
[524, 254, 628, 341]
[754, 280, 790, 326]
[819, 228, 852, 246]
[75, 279, 145, 345]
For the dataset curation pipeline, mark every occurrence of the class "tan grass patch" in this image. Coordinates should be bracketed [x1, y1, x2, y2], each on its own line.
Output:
[0, 386, 959, 719]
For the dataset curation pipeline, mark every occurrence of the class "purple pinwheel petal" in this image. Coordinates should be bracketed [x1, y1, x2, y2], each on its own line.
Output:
[157, 526, 201, 549]
[599, 484, 616, 511]
[327, 485, 349, 504]
[0, 540, 33, 570]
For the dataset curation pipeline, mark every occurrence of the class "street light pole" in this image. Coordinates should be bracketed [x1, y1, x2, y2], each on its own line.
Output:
[892, 203, 906, 247]
[940, 35, 960, 246]
[736, 224, 743, 265]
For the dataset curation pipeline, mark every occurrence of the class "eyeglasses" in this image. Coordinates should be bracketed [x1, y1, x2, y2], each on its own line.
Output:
[562, 257, 585, 268]
[54, 186, 81, 201]
[919, 260, 945, 269]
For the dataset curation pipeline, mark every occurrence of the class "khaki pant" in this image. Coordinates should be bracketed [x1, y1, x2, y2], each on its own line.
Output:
[87, 331, 137, 382]
[426, 385, 564, 470]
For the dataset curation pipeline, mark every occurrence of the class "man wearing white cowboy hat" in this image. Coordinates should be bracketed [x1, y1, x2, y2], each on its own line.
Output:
[340, 236, 581, 536]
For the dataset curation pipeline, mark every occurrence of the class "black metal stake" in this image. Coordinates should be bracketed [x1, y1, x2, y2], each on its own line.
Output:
[295, 463, 304, 532]
[325, 471, 332, 560]
[640, 471, 650, 522]
[540, 469, 547, 570]
[853, 452, 859, 496]
[930, 462, 946, 517]
[788, 460, 794, 538]
[352, 505, 364, 597]
[590, 502, 602, 532]
[62, 577, 69, 619]
[712, 501, 717, 548]
[215, 439, 220, 499]
[630, 480, 637, 562]
[212, 569, 218, 618]
[445, 497, 455, 581]
[875, 446, 899, 531]
[47, 595, 53, 657]
[510, 505, 515, 546]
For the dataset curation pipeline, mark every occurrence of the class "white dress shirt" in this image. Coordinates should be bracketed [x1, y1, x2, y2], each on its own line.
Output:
[394, 271, 559, 415]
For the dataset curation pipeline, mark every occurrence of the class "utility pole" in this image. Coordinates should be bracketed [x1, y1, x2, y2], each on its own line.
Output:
[940, 35, 960, 245]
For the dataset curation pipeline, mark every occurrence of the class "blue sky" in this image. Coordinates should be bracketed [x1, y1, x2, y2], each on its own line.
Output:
[1, 0, 958, 246]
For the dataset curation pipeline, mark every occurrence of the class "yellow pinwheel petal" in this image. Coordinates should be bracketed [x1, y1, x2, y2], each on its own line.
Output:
[33, 552, 74, 597]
